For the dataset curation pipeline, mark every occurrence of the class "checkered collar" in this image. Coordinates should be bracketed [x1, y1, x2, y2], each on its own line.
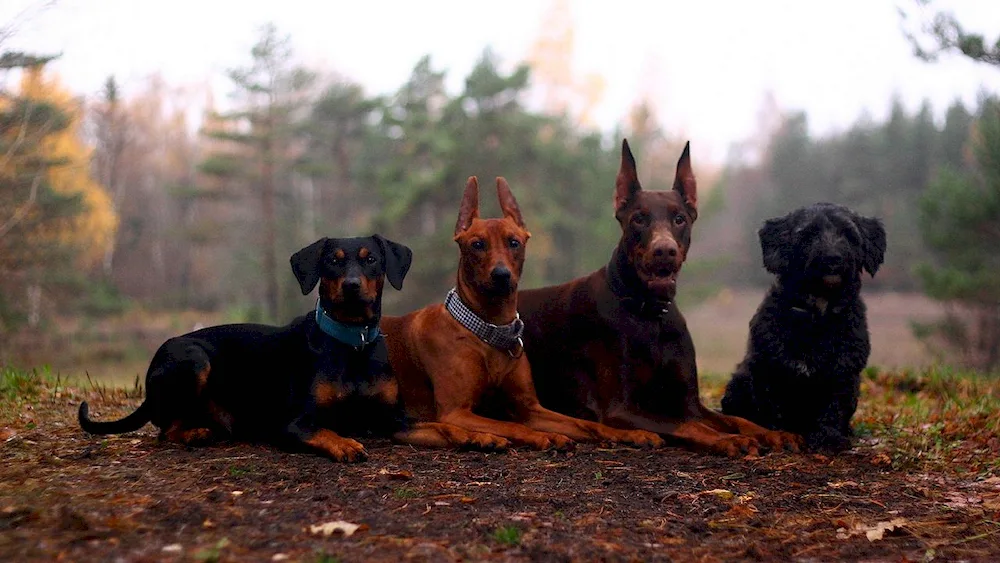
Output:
[444, 288, 524, 356]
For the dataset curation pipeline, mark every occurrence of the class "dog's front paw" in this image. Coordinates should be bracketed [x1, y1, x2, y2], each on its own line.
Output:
[805, 428, 852, 453]
[757, 429, 804, 453]
[616, 429, 664, 449]
[523, 432, 574, 451]
[707, 434, 761, 457]
[465, 432, 510, 452]
[319, 437, 369, 463]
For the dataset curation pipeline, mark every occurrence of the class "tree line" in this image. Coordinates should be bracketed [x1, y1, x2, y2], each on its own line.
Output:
[2, 20, 998, 369]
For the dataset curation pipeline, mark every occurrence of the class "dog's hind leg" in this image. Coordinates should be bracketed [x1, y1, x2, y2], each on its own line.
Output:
[147, 339, 218, 443]
[394, 422, 509, 451]
[161, 422, 215, 446]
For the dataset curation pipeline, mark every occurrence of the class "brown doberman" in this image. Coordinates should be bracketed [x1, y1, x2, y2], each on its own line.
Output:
[383, 176, 665, 450]
[518, 140, 803, 456]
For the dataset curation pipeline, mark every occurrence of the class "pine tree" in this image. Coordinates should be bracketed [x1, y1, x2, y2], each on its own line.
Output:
[200, 23, 315, 322]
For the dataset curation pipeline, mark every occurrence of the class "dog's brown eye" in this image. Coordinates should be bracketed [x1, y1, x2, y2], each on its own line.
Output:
[673, 214, 686, 226]
[508, 238, 520, 249]
[471, 240, 486, 251]
[632, 214, 650, 226]
[366, 255, 377, 264]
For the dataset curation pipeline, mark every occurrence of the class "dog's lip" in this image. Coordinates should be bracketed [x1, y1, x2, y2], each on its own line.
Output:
[637, 266, 678, 295]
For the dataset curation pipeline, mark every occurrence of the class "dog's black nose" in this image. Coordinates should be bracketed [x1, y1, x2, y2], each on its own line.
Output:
[342, 277, 362, 294]
[652, 244, 678, 259]
[490, 266, 512, 284]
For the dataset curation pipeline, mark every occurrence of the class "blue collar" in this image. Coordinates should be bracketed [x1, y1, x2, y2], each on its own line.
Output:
[314, 300, 381, 349]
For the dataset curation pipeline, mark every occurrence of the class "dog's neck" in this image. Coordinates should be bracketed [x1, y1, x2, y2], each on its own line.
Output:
[605, 243, 673, 317]
[455, 271, 518, 325]
[775, 276, 859, 317]
[315, 299, 381, 348]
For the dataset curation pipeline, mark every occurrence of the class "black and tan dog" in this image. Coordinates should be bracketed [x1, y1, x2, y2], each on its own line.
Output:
[79, 235, 413, 462]
[721, 203, 886, 452]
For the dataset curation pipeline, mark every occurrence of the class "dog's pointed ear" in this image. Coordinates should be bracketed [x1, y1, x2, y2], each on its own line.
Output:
[615, 138, 641, 214]
[373, 234, 413, 291]
[856, 215, 886, 277]
[759, 216, 792, 275]
[496, 177, 526, 229]
[454, 176, 480, 237]
[290, 238, 328, 295]
[674, 141, 698, 219]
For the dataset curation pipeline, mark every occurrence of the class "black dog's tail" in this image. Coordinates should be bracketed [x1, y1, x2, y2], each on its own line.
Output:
[78, 400, 152, 435]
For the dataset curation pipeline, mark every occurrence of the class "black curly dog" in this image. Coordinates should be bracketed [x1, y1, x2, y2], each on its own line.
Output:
[79, 235, 413, 462]
[721, 203, 886, 452]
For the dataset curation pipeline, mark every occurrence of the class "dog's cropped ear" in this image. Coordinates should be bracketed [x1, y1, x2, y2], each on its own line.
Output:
[290, 238, 329, 295]
[759, 216, 792, 275]
[856, 215, 886, 277]
[454, 176, 480, 237]
[614, 139, 641, 214]
[373, 234, 413, 291]
[496, 177, 527, 231]
[673, 141, 698, 220]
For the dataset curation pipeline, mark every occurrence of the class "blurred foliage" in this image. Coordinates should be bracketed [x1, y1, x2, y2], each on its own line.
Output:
[1, 55, 116, 348]
[713, 96, 978, 290]
[916, 101, 1000, 370]
[904, 3, 1000, 370]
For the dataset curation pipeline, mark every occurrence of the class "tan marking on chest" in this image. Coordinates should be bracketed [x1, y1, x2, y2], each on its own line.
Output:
[196, 364, 211, 395]
[366, 378, 399, 405]
[314, 381, 347, 408]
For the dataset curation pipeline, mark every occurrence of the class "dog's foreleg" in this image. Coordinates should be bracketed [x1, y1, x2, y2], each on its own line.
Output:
[284, 415, 368, 462]
[438, 410, 573, 450]
[393, 421, 509, 451]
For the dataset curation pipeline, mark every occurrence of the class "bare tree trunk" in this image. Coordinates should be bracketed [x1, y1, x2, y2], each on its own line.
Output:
[261, 116, 279, 323]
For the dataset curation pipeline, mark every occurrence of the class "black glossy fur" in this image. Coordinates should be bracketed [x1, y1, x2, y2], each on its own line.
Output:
[78, 235, 412, 462]
[721, 203, 887, 452]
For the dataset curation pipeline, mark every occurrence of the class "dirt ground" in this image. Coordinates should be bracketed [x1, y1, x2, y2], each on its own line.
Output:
[2, 385, 999, 563]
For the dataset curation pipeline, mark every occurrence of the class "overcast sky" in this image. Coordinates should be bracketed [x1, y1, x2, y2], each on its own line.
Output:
[4, 0, 1000, 162]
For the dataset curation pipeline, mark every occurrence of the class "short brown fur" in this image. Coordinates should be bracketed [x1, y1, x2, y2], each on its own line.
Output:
[384, 177, 665, 450]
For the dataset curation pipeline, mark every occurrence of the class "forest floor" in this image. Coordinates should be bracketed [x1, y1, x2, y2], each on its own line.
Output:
[2, 365, 999, 562]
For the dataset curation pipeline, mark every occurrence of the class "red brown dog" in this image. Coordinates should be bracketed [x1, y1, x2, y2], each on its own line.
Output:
[383, 176, 664, 450]
[518, 140, 802, 456]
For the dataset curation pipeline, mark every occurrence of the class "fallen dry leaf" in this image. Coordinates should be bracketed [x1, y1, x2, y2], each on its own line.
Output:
[865, 518, 907, 541]
[871, 453, 892, 466]
[377, 468, 414, 480]
[827, 481, 860, 489]
[702, 489, 735, 501]
[836, 517, 908, 541]
[309, 520, 364, 537]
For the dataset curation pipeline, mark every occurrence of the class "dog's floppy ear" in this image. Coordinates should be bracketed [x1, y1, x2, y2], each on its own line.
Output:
[614, 139, 641, 214]
[373, 234, 413, 291]
[673, 141, 698, 220]
[454, 176, 480, 237]
[856, 215, 886, 277]
[759, 216, 792, 275]
[290, 238, 328, 295]
[496, 177, 527, 232]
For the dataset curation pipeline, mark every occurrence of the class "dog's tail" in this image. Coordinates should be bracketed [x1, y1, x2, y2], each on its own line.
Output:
[78, 400, 152, 435]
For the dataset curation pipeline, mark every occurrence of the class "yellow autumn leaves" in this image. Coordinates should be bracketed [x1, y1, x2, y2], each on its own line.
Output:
[3, 68, 117, 269]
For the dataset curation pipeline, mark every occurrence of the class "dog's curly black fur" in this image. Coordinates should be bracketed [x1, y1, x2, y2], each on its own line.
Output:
[721, 203, 887, 452]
